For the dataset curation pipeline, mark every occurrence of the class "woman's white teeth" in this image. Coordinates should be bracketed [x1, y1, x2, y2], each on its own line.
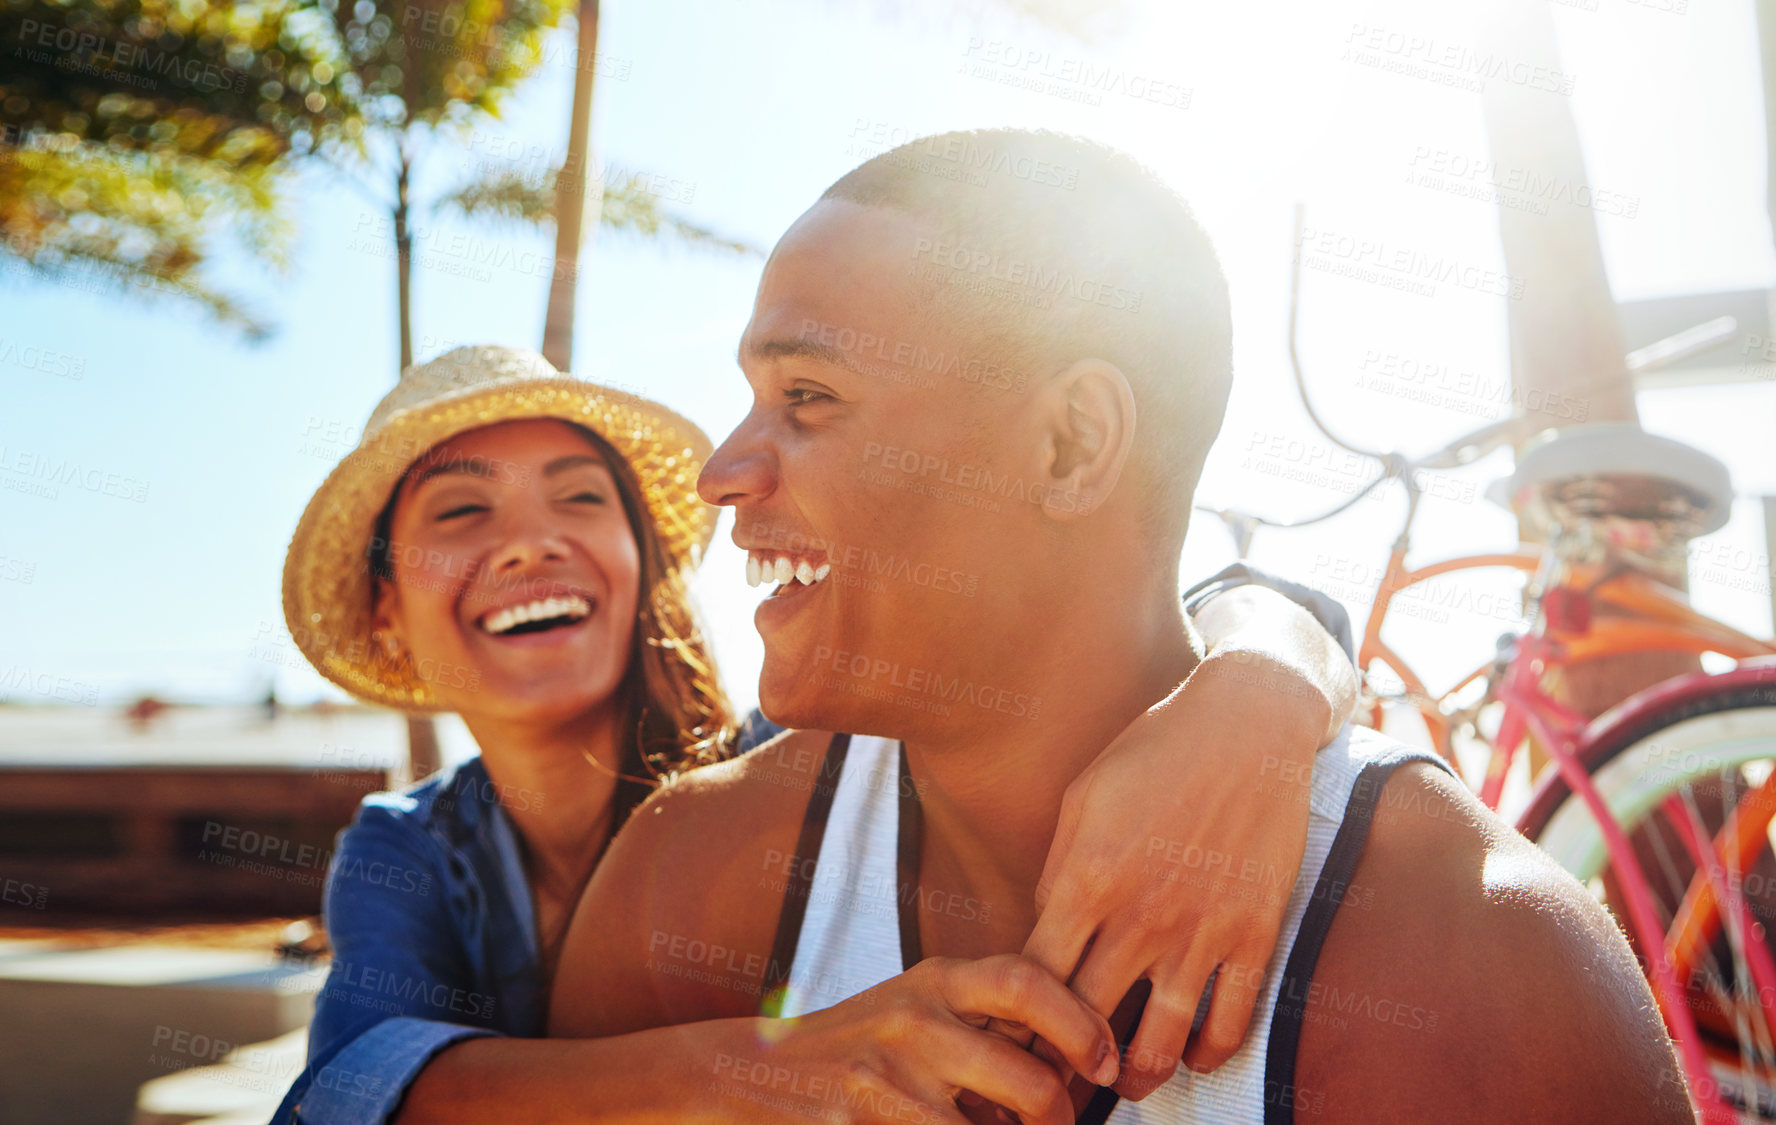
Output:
[481, 595, 592, 635]
[745, 552, 832, 588]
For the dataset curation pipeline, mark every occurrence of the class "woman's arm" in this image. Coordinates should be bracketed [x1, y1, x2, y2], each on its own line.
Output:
[275, 804, 503, 1124]
[289, 795, 939, 1125]
[394, 1024, 747, 1124]
[410, 963, 1110, 1125]
[1188, 579, 1357, 745]
[1019, 577, 1358, 1098]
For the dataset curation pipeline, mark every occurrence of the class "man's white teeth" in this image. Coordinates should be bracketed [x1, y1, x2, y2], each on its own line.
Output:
[480, 595, 592, 635]
[744, 552, 832, 588]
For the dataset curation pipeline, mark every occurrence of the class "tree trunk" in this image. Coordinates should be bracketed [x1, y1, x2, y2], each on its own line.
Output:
[392, 153, 441, 779]
[1478, 0, 1637, 434]
[1478, 0, 1697, 721]
[395, 157, 414, 372]
[540, 0, 602, 372]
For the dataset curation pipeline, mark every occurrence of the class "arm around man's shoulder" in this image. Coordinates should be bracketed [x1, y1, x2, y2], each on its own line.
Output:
[548, 728, 838, 1039]
[1299, 761, 1691, 1124]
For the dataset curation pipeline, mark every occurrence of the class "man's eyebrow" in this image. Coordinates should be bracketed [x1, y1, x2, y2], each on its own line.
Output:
[741, 337, 870, 379]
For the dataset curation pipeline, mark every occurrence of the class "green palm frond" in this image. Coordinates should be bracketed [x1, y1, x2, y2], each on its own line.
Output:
[596, 174, 758, 256]
[436, 166, 555, 223]
[0, 135, 285, 335]
[439, 163, 761, 256]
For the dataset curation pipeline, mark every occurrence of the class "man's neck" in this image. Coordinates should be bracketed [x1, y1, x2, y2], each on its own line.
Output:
[903, 582, 1201, 944]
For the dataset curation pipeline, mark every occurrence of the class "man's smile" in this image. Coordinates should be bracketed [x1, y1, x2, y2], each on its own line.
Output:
[745, 549, 833, 591]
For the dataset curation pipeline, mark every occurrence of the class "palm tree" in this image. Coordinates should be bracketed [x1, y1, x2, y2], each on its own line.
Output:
[439, 2, 758, 371]
[0, 135, 288, 335]
[542, 0, 602, 371]
[0, 0, 344, 329]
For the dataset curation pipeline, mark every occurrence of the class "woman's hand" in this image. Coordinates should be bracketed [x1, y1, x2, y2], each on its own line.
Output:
[1020, 584, 1357, 1099]
[716, 956, 1117, 1125]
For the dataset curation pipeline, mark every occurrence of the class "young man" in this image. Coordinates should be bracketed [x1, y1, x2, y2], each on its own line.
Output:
[550, 130, 1689, 1124]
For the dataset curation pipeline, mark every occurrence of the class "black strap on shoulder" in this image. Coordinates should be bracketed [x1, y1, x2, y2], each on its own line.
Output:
[895, 742, 924, 970]
[1261, 750, 1447, 1125]
[762, 733, 852, 999]
[893, 739, 1127, 1123]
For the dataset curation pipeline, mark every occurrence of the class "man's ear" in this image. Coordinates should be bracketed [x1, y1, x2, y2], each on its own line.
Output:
[1038, 358, 1136, 521]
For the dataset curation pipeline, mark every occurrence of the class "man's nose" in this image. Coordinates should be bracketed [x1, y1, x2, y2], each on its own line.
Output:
[698, 416, 777, 507]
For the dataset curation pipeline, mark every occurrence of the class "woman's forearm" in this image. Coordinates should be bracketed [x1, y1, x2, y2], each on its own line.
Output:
[394, 1021, 761, 1124]
[1191, 583, 1357, 744]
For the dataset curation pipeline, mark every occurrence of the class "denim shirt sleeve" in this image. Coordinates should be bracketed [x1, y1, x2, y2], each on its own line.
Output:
[271, 803, 500, 1125]
[1182, 561, 1356, 662]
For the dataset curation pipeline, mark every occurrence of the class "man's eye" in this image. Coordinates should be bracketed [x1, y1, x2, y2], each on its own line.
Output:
[784, 388, 833, 406]
[437, 504, 487, 521]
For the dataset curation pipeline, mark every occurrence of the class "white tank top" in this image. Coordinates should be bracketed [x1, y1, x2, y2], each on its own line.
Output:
[769, 725, 1444, 1124]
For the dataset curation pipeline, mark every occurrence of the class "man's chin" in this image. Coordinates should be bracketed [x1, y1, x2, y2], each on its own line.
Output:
[757, 647, 857, 732]
[756, 674, 827, 733]
[760, 669, 908, 745]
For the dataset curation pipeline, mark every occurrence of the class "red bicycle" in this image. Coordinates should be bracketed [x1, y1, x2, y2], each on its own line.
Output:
[1201, 227, 1776, 1122]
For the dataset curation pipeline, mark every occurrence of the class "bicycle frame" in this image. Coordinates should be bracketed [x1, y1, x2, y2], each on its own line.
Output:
[1357, 543, 1776, 780]
[1356, 538, 1776, 1120]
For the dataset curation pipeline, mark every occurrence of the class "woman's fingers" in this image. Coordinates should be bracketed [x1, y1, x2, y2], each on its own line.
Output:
[1056, 921, 1266, 1096]
[1117, 946, 1218, 1099]
[1014, 898, 1097, 1078]
[1059, 928, 1146, 1028]
[1023, 784, 1102, 988]
[1181, 943, 1268, 1074]
[889, 1025, 1076, 1125]
[935, 955, 1119, 1086]
[1044, 931, 1149, 1091]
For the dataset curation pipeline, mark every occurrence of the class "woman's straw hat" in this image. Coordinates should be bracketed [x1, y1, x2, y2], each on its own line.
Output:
[281, 345, 717, 712]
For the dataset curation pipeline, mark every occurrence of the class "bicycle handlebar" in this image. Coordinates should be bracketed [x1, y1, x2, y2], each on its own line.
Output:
[1210, 206, 1740, 556]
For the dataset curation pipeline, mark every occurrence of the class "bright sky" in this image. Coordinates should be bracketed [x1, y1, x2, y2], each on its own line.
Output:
[3, 0, 1773, 724]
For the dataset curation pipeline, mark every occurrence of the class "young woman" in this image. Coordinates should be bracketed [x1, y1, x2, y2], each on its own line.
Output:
[272, 346, 1357, 1123]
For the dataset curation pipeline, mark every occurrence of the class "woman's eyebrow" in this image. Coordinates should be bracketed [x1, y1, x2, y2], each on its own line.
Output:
[412, 459, 497, 488]
[406, 453, 610, 499]
[543, 454, 610, 477]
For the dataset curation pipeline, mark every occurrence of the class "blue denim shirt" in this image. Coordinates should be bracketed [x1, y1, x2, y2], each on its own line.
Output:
[269, 563, 1349, 1124]
[272, 756, 543, 1124]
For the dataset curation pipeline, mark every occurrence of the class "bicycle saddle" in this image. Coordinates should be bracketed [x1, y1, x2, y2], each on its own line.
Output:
[1488, 422, 1733, 537]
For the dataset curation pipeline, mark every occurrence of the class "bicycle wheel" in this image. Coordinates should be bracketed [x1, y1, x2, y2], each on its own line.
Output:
[1517, 666, 1776, 1119]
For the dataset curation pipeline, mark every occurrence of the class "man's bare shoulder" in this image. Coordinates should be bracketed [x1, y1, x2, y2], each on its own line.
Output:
[548, 729, 840, 1038]
[1298, 761, 1690, 1124]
